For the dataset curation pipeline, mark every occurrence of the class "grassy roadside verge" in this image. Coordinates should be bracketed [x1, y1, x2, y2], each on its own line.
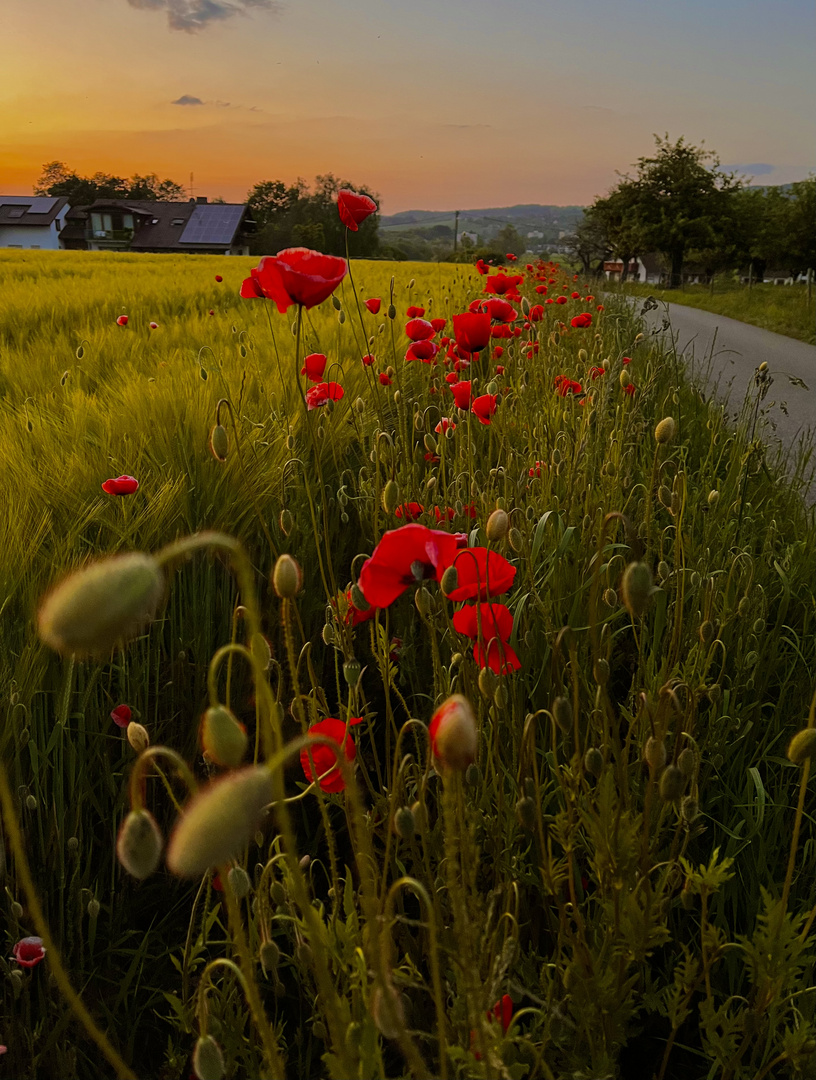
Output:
[612, 279, 816, 345]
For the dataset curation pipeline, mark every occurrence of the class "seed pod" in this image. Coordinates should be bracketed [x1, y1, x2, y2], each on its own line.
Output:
[192, 1035, 225, 1080]
[516, 797, 536, 829]
[343, 658, 362, 687]
[166, 766, 274, 877]
[116, 809, 163, 880]
[655, 417, 676, 445]
[552, 695, 572, 735]
[644, 736, 667, 771]
[382, 479, 399, 515]
[126, 721, 150, 754]
[393, 806, 416, 839]
[38, 553, 164, 659]
[440, 565, 459, 597]
[272, 554, 302, 599]
[621, 562, 653, 618]
[332, 294, 342, 311]
[486, 508, 509, 543]
[227, 866, 251, 899]
[584, 747, 604, 779]
[788, 728, 816, 765]
[209, 424, 229, 463]
[429, 694, 478, 772]
[659, 766, 685, 802]
[200, 706, 248, 768]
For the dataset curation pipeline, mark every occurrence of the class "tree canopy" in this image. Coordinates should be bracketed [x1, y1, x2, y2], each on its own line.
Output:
[35, 161, 186, 203]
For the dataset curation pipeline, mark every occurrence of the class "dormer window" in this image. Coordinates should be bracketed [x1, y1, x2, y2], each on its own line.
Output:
[171, 218, 185, 226]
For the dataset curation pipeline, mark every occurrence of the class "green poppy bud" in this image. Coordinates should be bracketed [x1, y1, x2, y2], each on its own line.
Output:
[655, 417, 676, 445]
[272, 554, 302, 599]
[200, 705, 248, 769]
[393, 807, 416, 839]
[440, 564, 459, 597]
[622, 561, 653, 618]
[552, 696, 572, 735]
[208, 424, 229, 462]
[486, 508, 509, 543]
[644, 736, 667, 771]
[788, 728, 816, 765]
[227, 866, 251, 898]
[584, 747, 604, 779]
[382, 479, 399, 515]
[659, 765, 685, 802]
[192, 1035, 225, 1080]
[279, 508, 293, 536]
[116, 809, 163, 880]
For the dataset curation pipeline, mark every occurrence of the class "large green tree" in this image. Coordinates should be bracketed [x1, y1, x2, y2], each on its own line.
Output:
[34, 161, 185, 203]
[589, 182, 647, 282]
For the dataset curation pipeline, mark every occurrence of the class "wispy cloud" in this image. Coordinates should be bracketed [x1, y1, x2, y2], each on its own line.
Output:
[725, 163, 775, 175]
[171, 94, 204, 105]
[127, 0, 280, 33]
[170, 95, 264, 112]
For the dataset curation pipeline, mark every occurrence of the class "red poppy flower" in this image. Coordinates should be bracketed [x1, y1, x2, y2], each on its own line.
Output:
[484, 273, 524, 298]
[301, 352, 327, 381]
[490, 995, 514, 1033]
[337, 189, 377, 232]
[435, 417, 456, 434]
[506, 253, 517, 261]
[475, 259, 489, 275]
[305, 381, 344, 410]
[622, 356, 631, 365]
[116, 315, 128, 326]
[496, 364, 505, 374]
[484, 298, 517, 323]
[461, 503, 478, 519]
[358, 524, 459, 609]
[474, 638, 521, 674]
[434, 506, 455, 522]
[445, 371, 459, 385]
[471, 394, 497, 425]
[589, 366, 605, 379]
[406, 305, 425, 318]
[149, 321, 159, 330]
[102, 475, 139, 496]
[430, 317, 447, 332]
[453, 313, 491, 354]
[491, 324, 513, 339]
[379, 373, 392, 386]
[535, 284, 547, 294]
[624, 382, 636, 396]
[529, 461, 543, 478]
[570, 291, 580, 299]
[493, 346, 504, 359]
[215, 274, 223, 282]
[364, 297, 381, 315]
[406, 318, 436, 342]
[555, 296, 568, 305]
[529, 305, 544, 322]
[406, 340, 439, 363]
[450, 381, 472, 410]
[446, 547, 516, 602]
[554, 375, 582, 397]
[571, 313, 592, 329]
[585, 294, 594, 302]
[111, 704, 132, 728]
[395, 502, 424, 521]
[596, 304, 605, 312]
[209, 309, 215, 315]
[12, 937, 46, 969]
[300, 716, 363, 793]
[545, 298, 554, 305]
[240, 249, 347, 313]
[453, 602, 513, 643]
[361, 353, 375, 366]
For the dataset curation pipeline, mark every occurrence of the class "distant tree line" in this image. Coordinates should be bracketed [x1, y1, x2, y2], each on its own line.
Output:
[35, 161, 187, 203]
[566, 136, 815, 286]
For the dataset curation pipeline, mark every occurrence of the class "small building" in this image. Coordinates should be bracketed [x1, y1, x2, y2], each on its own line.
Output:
[59, 197, 254, 255]
[604, 253, 663, 285]
[0, 196, 71, 249]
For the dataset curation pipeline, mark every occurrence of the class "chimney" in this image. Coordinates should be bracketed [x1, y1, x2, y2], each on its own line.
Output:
[196, 196, 208, 204]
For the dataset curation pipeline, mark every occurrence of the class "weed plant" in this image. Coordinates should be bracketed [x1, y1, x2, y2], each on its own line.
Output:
[0, 249, 815, 1079]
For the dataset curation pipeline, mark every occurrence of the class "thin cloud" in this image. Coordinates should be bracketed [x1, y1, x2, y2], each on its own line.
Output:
[725, 163, 775, 176]
[171, 95, 205, 106]
[127, 0, 280, 33]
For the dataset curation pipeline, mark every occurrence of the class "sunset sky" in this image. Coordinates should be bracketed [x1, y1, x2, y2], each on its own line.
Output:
[1, 0, 813, 213]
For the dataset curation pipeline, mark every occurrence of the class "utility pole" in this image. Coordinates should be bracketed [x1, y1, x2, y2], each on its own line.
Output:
[190, 172, 194, 200]
[454, 209, 460, 253]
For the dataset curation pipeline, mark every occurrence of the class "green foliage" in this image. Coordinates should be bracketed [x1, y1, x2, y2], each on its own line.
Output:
[34, 160, 186, 203]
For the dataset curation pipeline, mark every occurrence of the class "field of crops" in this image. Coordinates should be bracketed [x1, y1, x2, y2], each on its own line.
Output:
[1, 247, 815, 1080]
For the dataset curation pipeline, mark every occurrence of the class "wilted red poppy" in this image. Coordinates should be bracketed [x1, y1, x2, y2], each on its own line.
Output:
[358, 524, 459, 608]
[337, 190, 377, 232]
[240, 249, 347, 313]
[116, 315, 128, 326]
[435, 417, 456, 434]
[305, 381, 344, 410]
[361, 353, 375, 366]
[215, 275, 223, 282]
[450, 381, 472, 410]
[472, 394, 497, 426]
[571, 313, 592, 329]
[102, 475, 139, 496]
[364, 297, 381, 315]
[430, 317, 447, 332]
[453, 313, 491, 354]
[406, 340, 439, 363]
[395, 502, 424, 521]
[300, 716, 363, 793]
[406, 318, 436, 342]
[301, 352, 327, 381]
[12, 937, 46, 969]
[446, 547, 516, 602]
[111, 704, 132, 728]
[406, 305, 426, 318]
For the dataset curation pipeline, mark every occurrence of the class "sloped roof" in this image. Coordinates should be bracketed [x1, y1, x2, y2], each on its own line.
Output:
[0, 196, 69, 227]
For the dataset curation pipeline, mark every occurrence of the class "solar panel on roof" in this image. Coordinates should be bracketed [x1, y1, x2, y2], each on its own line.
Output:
[0, 196, 58, 213]
[180, 204, 244, 246]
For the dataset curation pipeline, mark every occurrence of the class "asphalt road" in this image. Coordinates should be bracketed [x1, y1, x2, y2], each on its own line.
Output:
[630, 297, 815, 471]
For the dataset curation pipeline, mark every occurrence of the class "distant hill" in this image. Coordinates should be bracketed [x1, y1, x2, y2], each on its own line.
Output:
[380, 204, 585, 245]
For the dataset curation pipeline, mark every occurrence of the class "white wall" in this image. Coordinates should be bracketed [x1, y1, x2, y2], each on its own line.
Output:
[0, 223, 61, 250]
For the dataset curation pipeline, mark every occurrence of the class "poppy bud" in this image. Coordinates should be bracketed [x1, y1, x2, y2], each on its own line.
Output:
[331, 295, 342, 311]
[251, 633, 272, 672]
[655, 417, 676, 445]
[486, 508, 509, 543]
[622, 562, 653, 618]
[393, 806, 416, 839]
[167, 766, 273, 878]
[593, 658, 609, 685]
[87, 898, 100, 919]
[788, 728, 816, 765]
[508, 527, 524, 553]
[584, 747, 604, 779]
[619, 370, 631, 389]
[227, 866, 251, 899]
[270, 880, 287, 906]
[516, 796, 536, 829]
[209, 424, 229, 463]
[116, 809, 163, 880]
[699, 620, 714, 645]
[429, 694, 478, 772]
[657, 562, 669, 581]
[658, 485, 672, 508]
[552, 696, 572, 735]
[578, 348, 588, 362]
[440, 565, 459, 597]
[126, 721, 150, 754]
[350, 583, 369, 612]
[678, 747, 696, 778]
[200, 706, 248, 768]
[659, 765, 685, 802]
[424, 434, 437, 454]
[371, 981, 406, 1040]
[708, 489, 720, 507]
[415, 587, 433, 618]
[644, 736, 667, 771]
[343, 658, 362, 687]
[11, 900, 23, 919]
[478, 667, 498, 700]
[354, 396, 365, 414]
[192, 1035, 225, 1080]
[286, 433, 295, 450]
[38, 552, 164, 659]
[387, 304, 397, 320]
[382, 480, 399, 515]
[272, 554, 302, 599]
[279, 508, 293, 536]
[681, 796, 700, 824]
[260, 939, 280, 971]
[338, 310, 346, 324]
[603, 587, 618, 608]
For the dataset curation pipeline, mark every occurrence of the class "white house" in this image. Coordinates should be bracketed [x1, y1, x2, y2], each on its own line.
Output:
[604, 253, 663, 285]
[0, 196, 71, 250]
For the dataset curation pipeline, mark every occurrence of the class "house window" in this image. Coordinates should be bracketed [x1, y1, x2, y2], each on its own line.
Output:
[171, 218, 185, 226]
[54, 219, 61, 231]
[30, 245, 40, 249]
